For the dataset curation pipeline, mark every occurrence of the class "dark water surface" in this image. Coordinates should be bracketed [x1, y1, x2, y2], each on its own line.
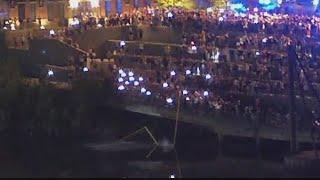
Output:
[0, 108, 313, 178]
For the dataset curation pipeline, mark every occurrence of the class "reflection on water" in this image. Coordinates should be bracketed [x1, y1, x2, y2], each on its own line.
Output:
[0, 109, 309, 178]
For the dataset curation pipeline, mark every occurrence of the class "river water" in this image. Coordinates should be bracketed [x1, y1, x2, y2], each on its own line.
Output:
[0, 108, 314, 178]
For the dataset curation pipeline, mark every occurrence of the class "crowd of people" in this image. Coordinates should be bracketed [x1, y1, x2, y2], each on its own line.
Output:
[96, 7, 320, 129]
[7, 6, 320, 129]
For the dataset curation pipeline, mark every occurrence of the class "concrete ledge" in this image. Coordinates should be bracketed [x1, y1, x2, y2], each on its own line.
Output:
[284, 151, 320, 176]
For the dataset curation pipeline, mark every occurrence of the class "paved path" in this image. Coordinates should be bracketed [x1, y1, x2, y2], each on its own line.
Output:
[123, 102, 312, 143]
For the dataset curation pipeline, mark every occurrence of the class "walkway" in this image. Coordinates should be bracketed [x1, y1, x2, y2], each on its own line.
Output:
[123, 101, 312, 143]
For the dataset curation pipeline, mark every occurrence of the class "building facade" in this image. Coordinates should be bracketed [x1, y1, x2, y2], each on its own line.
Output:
[3, 0, 222, 26]
[4, 0, 155, 24]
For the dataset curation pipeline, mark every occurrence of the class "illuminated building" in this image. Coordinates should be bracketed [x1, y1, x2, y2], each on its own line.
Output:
[4, 0, 156, 26]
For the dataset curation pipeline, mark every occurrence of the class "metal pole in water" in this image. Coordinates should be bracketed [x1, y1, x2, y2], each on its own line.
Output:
[287, 44, 298, 153]
[173, 91, 181, 146]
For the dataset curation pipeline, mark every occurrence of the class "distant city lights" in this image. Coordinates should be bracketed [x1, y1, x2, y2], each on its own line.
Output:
[170, 71, 176, 76]
[125, 81, 130, 85]
[138, 77, 144, 82]
[163, 82, 169, 88]
[128, 71, 134, 77]
[129, 77, 135, 82]
[146, 91, 151, 96]
[205, 74, 211, 80]
[186, 70, 191, 75]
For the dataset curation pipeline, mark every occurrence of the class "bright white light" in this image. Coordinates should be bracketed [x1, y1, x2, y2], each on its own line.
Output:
[256, 52, 260, 56]
[70, 0, 79, 8]
[138, 77, 143, 82]
[97, 24, 102, 28]
[3, 27, 7, 30]
[191, 41, 194, 45]
[146, 91, 151, 96]
[196, 67, 200, 76]
[40, 25, 45, 30]
[219, 17, 224, 22]
[313, 0, 319, 7]
[205, 74, 211, 80]
[203, 91, 209, 96]
[128, 71, 134, 77]
[191, 45, 197, 51]
[83, 67, 89, 72]
[278, 0, 282, 4]
[49, 29, 55, 35]
[253, 7, 258, 12]
[118, 85, 125, 91]
[121, 72, 127, 78]
[119, 69, 124, 74]
[48, 70, 54, 76]
[182, 90, 188, 95]
[129, 77, 135, 82]
[10, 24, 15, 31]
[120, 41, 126, 47]
[262, 38, 267, 43]
[90, 0, 100, 8]
[125, 81, 130, 85]
[166, 98, 173, 104]
[186, 97, 190, 101]
[168, 12, 173, 18]
[118, 77, 124, 83]
[186, 70, 191, 75]
[134, 81, 139, 86]
[170, 71, 176, 76]
[170, 174, 175, 178]
[163, 82, 169, 88]
[141, 87, 146, 93]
